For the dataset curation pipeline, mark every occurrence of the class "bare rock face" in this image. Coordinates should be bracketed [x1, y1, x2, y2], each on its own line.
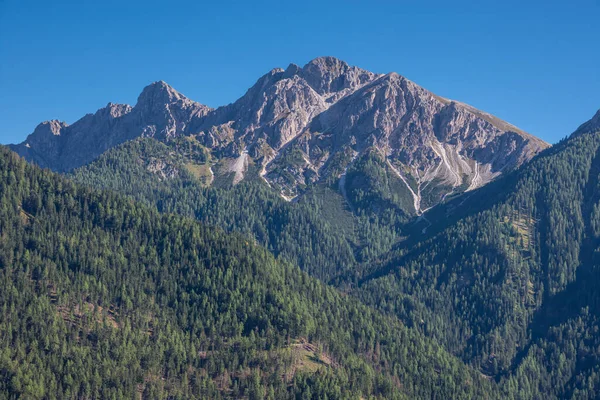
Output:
[15, 120, 69, 169]
[135, 81, 209, 139]
[191, 58, 381, 155]
[257, 66, 548, 210]
[11, 57, 549, 213]
[299, 56, 379, 101]
[11, 81, 212, 171]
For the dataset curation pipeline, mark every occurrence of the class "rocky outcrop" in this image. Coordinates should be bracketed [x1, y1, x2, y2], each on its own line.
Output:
[15, 120, 69, 169]
[191, 57, 380, 155]
[11, 57, 549, 212]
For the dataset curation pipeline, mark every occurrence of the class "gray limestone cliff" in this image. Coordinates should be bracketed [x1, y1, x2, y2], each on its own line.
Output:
[11, 57, 549, 213]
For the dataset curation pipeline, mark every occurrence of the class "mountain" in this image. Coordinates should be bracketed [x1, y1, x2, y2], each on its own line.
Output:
[11, 57, 548, 214]
[10, 81, 211, 172]
[4, 56, 599, 399]
[68, 137, 360, 282]
[0, 145, 499, 399]
[342, 109, 600, 399]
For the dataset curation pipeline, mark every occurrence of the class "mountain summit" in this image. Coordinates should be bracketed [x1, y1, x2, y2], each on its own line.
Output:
[11, 57, 548, 212]
[11, 82, 211, 171]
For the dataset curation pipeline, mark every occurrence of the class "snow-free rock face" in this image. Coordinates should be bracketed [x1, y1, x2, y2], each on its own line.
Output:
[11, 57, 549, 212]
[11, 81, 212, 172]
[190, 58, 381, 156]
[16, 120, 69, 169]
[249, 64, 548, 211]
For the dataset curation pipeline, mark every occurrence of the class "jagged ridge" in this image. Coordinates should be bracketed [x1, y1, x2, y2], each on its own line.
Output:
[11, 57, 549, 212]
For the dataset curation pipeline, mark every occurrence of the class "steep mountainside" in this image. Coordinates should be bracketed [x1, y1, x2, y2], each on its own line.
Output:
[66, 136, 437, 282]
[10, 82, 211, 172]
[11, 57, 548, 213]
[0, 146, 499, 399]
[343, 110, 600, 399]
[69, 137, 359, 282]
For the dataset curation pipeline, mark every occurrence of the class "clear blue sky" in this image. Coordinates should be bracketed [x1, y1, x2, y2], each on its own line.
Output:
[1, 0, 598, 145]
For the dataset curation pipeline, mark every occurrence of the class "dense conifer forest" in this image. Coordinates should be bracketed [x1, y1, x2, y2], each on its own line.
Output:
[0, 147, 497, 399]
[348, 125, 600, 398]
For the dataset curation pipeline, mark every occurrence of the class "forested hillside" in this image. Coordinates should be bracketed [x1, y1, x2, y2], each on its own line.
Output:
[347, 113, 600, 399]
[70, 138, 411, 281]
[0, 147, 499, 399]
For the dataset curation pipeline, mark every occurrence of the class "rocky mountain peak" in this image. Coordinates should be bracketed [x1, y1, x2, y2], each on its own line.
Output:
[302, 56, 350, 75]
[12, 58, 550, 213]
[134, 81, 212, 139]
[14, 120, 69, 168]
[283, 63, 301, 78]
[101, 103, 133, 119]
[11, 81, 212, 171]
[136, 81, 188, 109]
[31, 120, 68, 138]
[300, 56, 379, 97]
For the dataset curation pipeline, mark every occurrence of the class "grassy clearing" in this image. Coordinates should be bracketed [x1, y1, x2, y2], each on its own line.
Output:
[184, 162, 214, 187]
